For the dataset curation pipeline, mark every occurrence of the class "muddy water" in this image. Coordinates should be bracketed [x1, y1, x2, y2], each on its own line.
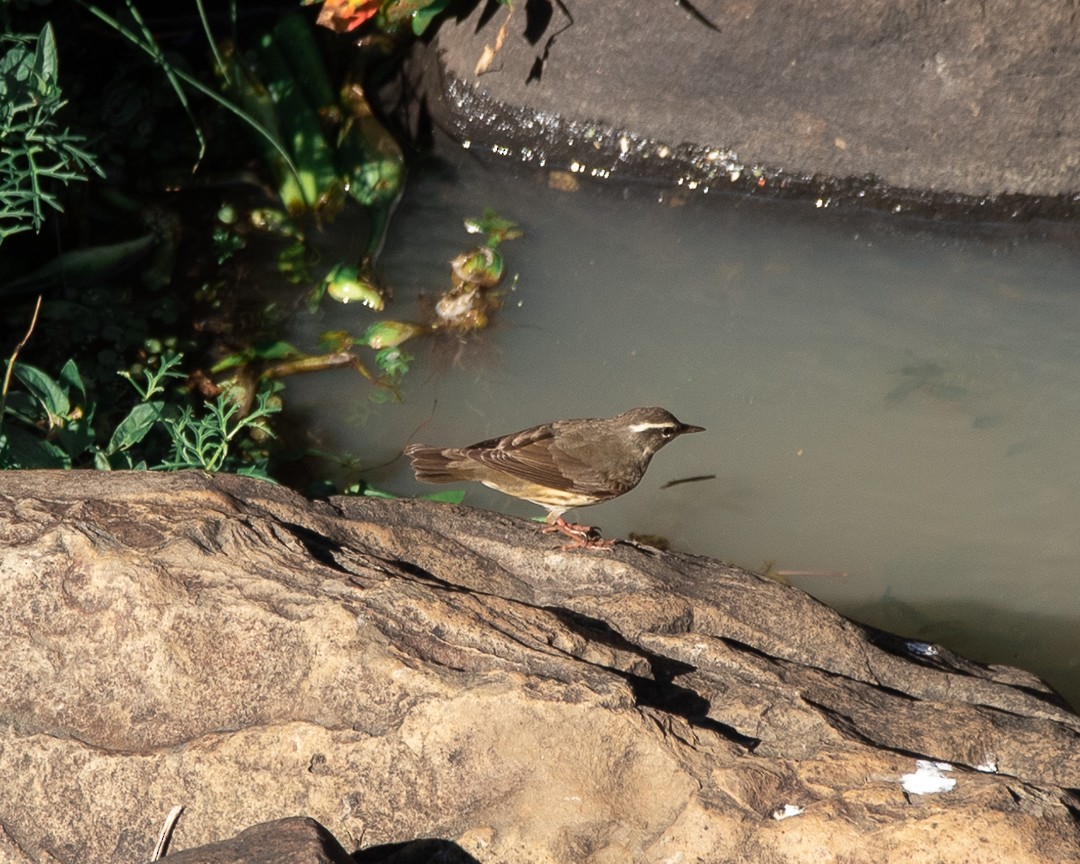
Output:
[286, 144, 1080, 706]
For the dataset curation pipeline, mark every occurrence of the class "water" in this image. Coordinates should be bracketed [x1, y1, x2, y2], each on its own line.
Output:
[285, 144, 1080, 707]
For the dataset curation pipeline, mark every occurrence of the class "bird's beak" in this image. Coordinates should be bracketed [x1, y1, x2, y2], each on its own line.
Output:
[679, 423, 705, 434]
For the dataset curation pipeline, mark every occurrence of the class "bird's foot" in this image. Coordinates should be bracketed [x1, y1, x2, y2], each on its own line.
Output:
[542, 517, 615, 551]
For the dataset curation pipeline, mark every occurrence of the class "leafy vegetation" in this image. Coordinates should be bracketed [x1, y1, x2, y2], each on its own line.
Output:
[0, 23, 102, 245]
[0, 1, 520, 497]
[1, 344, 280, 476]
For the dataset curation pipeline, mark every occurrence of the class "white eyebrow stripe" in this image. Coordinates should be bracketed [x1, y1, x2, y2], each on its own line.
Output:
[627, 422, 674, 432]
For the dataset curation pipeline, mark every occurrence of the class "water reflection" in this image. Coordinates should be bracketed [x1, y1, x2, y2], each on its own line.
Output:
[285, 143, 1080, 708]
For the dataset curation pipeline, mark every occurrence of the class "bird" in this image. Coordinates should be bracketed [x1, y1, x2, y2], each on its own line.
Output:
[404, 406, 705, 548]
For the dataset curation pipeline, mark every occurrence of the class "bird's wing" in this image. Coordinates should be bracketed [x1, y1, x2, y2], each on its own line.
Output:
[464, 426, 614, 497]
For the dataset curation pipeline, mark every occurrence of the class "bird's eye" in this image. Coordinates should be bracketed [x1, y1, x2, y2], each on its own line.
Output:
[661, 426, 676, 438]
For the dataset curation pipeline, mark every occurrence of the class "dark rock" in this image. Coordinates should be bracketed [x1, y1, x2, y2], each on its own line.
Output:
[403, 1, 1080, 219]
[154, 818, 477, 864]
[354, 838, 480, 864]
[156, 818, 350, 864]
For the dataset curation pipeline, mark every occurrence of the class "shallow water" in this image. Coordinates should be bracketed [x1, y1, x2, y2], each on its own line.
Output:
[286, 144, 1080, 707]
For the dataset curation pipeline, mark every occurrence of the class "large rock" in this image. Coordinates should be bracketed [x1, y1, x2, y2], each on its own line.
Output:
[150, 817, 354, 864]
[2, 471, 1080, 862]
[404, 0, 1080, 217]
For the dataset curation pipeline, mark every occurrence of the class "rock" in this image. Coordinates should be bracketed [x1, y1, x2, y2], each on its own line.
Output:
[403, 1, 1080, 218]
[154, 816, 479, 864]
[2, 470, 1080, 863]
[152, 817, 352, 864]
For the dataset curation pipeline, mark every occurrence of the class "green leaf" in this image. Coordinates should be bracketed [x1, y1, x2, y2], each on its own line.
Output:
[0, 424, 69, 468]
[210, 340, 301, 374]
[360, 486, 397, 499]
[58, 358, 86, 401]
[107, 401, 164, 454]
[411, 0, 452, 35]
[54, 415, 96, 460]
[33, 23, 59, 96]
[236, 463, 275, 481]
[374, 347, 412, 378]
[1, 391, 42, 425]
[250, 339, 302, 360]
[423, 489, 466, 504]
[13, 362, 69, 417]
[209, 353, 247, 374]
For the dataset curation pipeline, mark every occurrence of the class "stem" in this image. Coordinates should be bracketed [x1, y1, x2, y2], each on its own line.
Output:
[195, 0, 226, 77]
[0, 295, 43, 419]
[78, 1, 300, 182]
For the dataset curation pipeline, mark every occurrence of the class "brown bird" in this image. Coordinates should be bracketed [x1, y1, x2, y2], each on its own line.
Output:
[404, 407, 705, 547]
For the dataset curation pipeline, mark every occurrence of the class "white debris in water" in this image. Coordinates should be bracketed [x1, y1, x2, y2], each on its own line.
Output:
[906, 640, 939, 657]
[902, 760, 956, 795]
[771, 804, 805, 820]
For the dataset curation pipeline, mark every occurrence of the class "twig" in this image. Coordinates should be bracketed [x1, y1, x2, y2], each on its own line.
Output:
[0, 294, 43, 418]
[151, 806, 184, 861]
[661, 474, 716, 489]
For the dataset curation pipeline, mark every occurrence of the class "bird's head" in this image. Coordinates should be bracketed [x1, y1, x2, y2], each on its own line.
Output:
[619, 406, 705, 458]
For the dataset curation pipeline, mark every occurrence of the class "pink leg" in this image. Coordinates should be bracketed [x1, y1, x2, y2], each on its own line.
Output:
[541, 516, 615, 550]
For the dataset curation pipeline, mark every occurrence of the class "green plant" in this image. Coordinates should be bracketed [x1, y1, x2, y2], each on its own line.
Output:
[77, 0, 298, 175]
[0, 23, 103, 246]
[105, 354, 182, 467]
[0, 352, 175, 470]
[1, 349, 280, 475]
[373, 346, 411, 380]
[0, 356, 96, 468]
[158, 383, 280, 476]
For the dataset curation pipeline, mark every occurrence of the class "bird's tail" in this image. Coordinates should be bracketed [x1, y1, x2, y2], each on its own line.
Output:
[404, 444, 472, 483]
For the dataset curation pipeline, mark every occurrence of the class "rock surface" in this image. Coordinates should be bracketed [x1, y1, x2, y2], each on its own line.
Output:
[2, 470, 1080, 863]
[405, 0, 1080, 217]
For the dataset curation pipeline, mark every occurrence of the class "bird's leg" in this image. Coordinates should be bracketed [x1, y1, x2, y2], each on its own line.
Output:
[541, 515, 615, 550]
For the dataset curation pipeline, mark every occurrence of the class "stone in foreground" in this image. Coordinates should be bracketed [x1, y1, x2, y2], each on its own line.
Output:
[1, 471, 1078, 863]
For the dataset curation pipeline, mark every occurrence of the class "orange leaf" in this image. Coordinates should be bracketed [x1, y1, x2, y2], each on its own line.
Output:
[315, 0, 381, 33]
